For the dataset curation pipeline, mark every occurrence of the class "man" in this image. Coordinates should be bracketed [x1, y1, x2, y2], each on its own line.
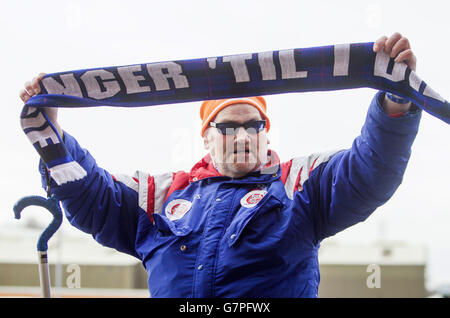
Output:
[19, 33, 421, 297]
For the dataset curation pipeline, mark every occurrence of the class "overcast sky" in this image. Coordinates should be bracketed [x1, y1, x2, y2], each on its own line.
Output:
[1, 0, 449, 290]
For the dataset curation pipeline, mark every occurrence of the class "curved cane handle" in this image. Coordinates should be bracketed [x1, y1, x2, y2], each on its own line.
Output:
[13, 195, 63, 252]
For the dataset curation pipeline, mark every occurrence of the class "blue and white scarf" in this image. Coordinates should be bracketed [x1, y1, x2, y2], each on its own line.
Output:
[21, 42, 449, 186]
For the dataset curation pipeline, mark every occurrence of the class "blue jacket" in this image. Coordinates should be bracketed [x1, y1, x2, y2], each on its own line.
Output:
[40, 92, 421, 297]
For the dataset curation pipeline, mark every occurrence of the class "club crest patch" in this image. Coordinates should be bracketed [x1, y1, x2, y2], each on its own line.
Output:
[165, 199, 192, 221]
[240, 190, 268, 208]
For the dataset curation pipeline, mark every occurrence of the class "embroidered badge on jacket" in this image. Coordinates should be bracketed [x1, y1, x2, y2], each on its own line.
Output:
[240, 190, 268, 208]
[165, 199, 192, 221]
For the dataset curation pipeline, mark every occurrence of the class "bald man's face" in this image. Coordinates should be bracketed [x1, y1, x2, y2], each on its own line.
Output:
[203, 103, 270, 178]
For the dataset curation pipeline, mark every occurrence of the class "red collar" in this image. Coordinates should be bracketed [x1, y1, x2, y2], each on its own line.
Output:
[189, 150, 281, 182]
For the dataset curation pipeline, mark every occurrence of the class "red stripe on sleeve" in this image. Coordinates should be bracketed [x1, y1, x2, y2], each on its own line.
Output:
[280, 159, 293, 185]
[294, 167, 303, 192]
[147, 175, 155, 224]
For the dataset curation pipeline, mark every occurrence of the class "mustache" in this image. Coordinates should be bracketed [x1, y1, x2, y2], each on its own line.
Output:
[230, 144, 252, 153]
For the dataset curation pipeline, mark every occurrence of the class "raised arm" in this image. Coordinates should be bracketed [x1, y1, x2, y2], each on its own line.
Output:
[306, 33, 422, 242]
[20, 76, 147, 259]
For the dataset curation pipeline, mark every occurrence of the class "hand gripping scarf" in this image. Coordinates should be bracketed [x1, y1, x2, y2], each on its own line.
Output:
[21, 42, 449, 186]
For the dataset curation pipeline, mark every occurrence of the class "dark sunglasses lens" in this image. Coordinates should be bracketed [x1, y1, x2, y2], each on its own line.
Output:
[216, 124, 238, 135]
[215, 121, 266, 135]
[245, 121, 266, 133]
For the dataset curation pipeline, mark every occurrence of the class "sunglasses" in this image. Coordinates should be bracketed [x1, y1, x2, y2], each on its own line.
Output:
[209, 120, 266, 135]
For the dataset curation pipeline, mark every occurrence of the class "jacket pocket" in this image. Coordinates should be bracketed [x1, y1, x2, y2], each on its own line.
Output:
[226, 193, 284, 247]
[153, 213, 193, 237]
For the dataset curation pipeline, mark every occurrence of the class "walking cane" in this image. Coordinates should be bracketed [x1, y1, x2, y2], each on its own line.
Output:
[13, 195, 63, 298]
